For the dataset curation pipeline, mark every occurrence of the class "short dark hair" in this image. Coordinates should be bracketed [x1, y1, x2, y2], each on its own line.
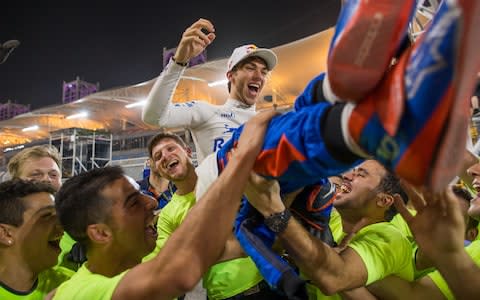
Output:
[0, 179, 56, 226]
[147, 132, 187, 158]
[55, 166, 125, 245]
[373, 167, 408, 221]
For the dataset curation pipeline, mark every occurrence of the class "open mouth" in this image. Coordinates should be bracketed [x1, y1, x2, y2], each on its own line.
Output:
[340, 183, 352, 194]
[145, 219, 158, 238]
[47, 238, 61, 251]
[473, 182, 480, 194]
[166, 160, 179, 171]
[248, 83, 260, 94]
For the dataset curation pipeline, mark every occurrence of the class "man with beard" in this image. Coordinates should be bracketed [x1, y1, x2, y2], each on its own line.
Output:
[143, 132, 282, 299]
[366, 162, 480, 300]
[245, 159, 413, 298]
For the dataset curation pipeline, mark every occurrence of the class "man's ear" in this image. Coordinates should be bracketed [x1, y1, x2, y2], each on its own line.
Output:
[376, 193, 394, 208]
[466, 226, 479, 242]
[86, 223, 112, 245]
[226, 71, 233, 81]
[186, 146, 193, 158]
[0, 224, 15, 247]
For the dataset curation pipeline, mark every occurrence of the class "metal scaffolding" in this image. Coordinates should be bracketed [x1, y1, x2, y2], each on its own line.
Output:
[50, 128, 112, 178]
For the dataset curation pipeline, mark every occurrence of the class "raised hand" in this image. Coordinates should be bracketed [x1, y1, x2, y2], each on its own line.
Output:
[234, 109, 278, 160]
[244, 172, 285, 217]
[174, 18, 216, 64]
[393, 185, 465, 263]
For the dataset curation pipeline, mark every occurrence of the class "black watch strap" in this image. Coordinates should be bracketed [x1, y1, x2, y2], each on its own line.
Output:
[172, 57, 188, 67]
[264, 209, 292, 234]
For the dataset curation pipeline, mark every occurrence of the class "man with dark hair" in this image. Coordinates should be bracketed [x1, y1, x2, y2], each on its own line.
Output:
[136, 133, 182, 211]
[363, 181, 480, 300]
[143, 132, 197, 261]
[0, 179, 72, 299]
[142, 19, 277, 163]
[143, 132, 280, 300]
[245, 159, 412, 298]
[51, 110, 276, 300]
[7, 144, 83, 270]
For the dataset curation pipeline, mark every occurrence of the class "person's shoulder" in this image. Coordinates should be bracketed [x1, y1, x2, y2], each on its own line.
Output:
[356, 222, 409, 244]
[53, 265, 126, 300]
[168, 192, 196, 208]
[41, 266, 75, 281]
[159, 193, 193, 215]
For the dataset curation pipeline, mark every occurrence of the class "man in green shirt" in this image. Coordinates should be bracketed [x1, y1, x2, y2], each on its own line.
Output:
[246, 159, 413, 298]
[0, 179, 73, 299]
[143, 132, 279, 299]
[7, 144, 81, 270]
[365, 161, 480, 300]
[51, 110, 276, 300]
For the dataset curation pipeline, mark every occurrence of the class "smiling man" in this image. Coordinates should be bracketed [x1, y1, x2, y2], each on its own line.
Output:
[0, 179, 72, 299]
[143, 132, 277, 300]
[362, 161, 480, 300]
[142, 18, 277, 163]
[7, 144, 83, 271]
[51, 109, 276, 299]
[8, 145, 62, 192]
[246, 159, 413, 298]
[143, 132, 198, 261]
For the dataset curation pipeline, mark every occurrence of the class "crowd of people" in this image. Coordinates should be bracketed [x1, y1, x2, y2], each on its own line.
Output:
[1, 0, 480, 299]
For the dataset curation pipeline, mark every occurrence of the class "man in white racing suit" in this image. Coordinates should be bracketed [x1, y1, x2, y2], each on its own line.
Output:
[142, 18, 277, 163]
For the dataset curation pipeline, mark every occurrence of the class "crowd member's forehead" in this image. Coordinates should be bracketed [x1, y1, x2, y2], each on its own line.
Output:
[100, 176, 138, 205]
[20, 156, 60, 173]
[356, 160, 386, 180]
[22, 192, 56, 219]
[152, 138, 186, 158]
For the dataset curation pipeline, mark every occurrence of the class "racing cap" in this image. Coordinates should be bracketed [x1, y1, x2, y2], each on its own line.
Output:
[227, 44, 277, 72]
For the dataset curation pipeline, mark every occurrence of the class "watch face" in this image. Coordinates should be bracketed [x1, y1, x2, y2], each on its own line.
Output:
[267, 218, 281, 232]
[265, 210, 291, 233]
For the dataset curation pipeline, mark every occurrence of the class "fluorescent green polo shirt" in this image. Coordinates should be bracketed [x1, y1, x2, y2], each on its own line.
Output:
[53, 264, 126, 300]
[0, 266, 73, 300]
[428, 240, 480, 300]
[144, 191, 263, 299]
[315, 222, 414, 299]
[143, 192, 196, 262]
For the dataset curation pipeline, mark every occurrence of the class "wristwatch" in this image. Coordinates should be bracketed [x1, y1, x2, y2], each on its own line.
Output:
[264, 209, 292, 234]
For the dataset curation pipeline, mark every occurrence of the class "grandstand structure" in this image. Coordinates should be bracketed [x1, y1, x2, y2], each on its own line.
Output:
[0, 28, 335, 181]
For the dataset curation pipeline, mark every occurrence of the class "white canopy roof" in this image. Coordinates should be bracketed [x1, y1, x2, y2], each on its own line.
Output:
[0, 28, 334, 147]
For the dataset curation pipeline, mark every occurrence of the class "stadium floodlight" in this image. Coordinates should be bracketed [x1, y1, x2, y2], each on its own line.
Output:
[22, 125, 39, 132]
[208, 79, 228, 87]
[66, 111, 88, 120]
[0, 40, 20, 64]
[125, 100, 146, 108]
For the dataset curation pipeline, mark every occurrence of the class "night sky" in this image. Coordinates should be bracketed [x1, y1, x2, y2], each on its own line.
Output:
[0, 0, 340, 110]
